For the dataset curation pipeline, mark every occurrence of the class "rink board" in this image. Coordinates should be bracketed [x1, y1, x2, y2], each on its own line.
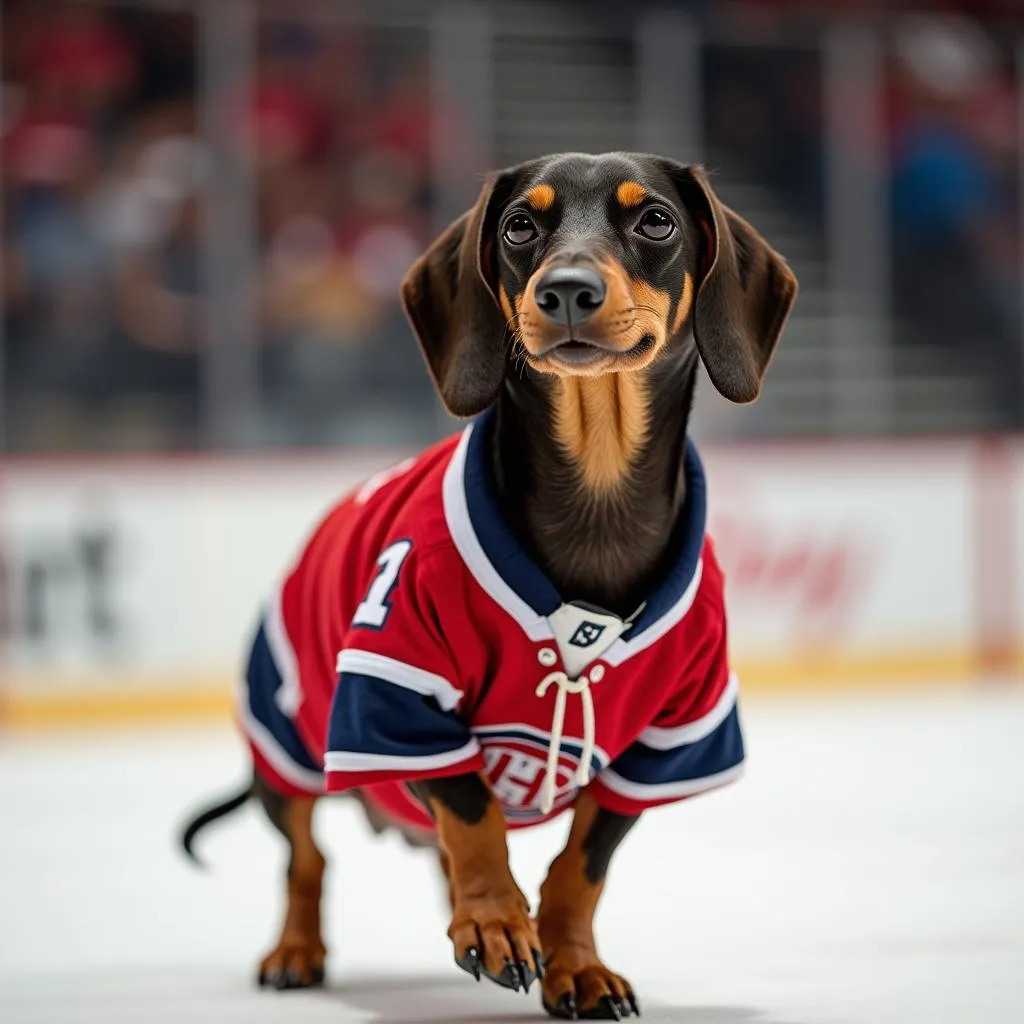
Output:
[1, 437, 1021, 725]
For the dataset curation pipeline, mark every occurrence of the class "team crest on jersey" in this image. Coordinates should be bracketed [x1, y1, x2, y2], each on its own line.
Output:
[477, 729, 607, 824]
[568, 620, 606, 648]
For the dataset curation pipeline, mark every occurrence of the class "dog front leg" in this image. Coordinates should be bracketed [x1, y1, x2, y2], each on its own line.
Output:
[537, 790, 640, 1019]
[412, 772, 543, 993]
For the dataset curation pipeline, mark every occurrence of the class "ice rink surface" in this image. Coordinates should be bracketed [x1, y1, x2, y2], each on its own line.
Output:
[2, 686, 1023, 1024]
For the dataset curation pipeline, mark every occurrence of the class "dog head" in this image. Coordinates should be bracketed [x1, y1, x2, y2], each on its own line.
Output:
[401, 152, 797, 417]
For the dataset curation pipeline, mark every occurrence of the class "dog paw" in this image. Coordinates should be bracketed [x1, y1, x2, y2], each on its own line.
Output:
[540, 950, 638, 1019]
[449, 893, 543, 993]
[257, 938, 327, 991]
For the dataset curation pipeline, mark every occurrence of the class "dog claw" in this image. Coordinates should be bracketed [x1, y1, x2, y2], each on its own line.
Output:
[276, 967, 306, 990]
[599, 995, 623, 1020]
[544, 993, 578, 1019]
[516, 959, 534, 992]
[627, 992, 640, 1017]
[455, 946, 482, 981]
[257, 960, 324, 991]
[488, 957, 520, 991]
[517, 950, 544, 992]
[532, 948, 546, 980]
[576, 994, 623, 1020]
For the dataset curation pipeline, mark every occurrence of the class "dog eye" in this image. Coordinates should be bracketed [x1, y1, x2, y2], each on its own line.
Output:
[503, 214, 538, 245]
[636, 208, 675, 241]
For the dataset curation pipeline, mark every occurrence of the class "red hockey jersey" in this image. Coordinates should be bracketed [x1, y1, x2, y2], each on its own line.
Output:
[240, 408, 743, 834]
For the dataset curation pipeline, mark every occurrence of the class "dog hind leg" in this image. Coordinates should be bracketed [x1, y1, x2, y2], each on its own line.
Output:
[254, 776, 327, 990]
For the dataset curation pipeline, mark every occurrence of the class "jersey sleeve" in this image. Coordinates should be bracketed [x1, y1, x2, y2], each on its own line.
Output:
[588, 607, 745, 816]
[324, 543, 484, 793]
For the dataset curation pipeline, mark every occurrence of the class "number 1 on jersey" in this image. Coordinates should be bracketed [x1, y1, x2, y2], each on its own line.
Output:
[352, 539, 413, 629]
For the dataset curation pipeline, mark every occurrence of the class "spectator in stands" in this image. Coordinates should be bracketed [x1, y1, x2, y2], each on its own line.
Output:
[890, 12, 1021, 420]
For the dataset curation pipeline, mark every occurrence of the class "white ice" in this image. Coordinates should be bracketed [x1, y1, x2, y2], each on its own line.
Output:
[2, 687, 1023, 1024]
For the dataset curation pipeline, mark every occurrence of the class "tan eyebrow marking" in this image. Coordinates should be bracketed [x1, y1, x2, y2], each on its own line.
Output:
[671, 272, 695, 335]
[616, 181, 648, 207]
[526, 183, 556, 211]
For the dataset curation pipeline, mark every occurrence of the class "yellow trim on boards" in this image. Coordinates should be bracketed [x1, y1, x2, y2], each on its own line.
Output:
[2, 677, 235, 731]
[733, 648, 985, 690]
[2, 647, 1022, 732]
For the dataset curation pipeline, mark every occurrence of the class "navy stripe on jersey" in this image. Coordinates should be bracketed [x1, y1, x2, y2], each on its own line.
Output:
[327, 671, 476, 765]
[459, 408, 706, 634]
[463, 408, 561, 617]
[600, 703, 744, 797]
[242, 622, 323, 787]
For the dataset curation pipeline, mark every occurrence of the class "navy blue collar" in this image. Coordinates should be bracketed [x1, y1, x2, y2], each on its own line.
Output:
[460, 406, 707, 640]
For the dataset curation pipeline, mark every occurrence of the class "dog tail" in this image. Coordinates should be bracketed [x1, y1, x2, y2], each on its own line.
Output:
[179, 781, 254, 868]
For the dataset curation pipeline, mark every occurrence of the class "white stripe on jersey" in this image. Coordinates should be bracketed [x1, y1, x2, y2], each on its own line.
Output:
[603, 559, 704, 667]
[266, 583, 303, 717]
[599, 762, 745, 802]
[636, 672, 740, 750]
[324, 740, 480, 775]
[335, 649, 464, 712]
[442, 425, 556, 644]
[238, 687, 325, 793]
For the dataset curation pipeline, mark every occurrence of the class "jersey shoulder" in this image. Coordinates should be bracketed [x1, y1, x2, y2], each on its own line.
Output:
[348, 432, 461, 556]
[644, 532, 729, 675]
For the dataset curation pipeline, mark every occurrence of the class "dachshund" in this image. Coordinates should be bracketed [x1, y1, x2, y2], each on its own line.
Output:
[181, 152, 797, 1020]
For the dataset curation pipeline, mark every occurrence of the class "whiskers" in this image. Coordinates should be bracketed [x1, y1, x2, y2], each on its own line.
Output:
[630, 303, 663, 318]
[503, 310, 533, 379]
[604, 304, 661, 338]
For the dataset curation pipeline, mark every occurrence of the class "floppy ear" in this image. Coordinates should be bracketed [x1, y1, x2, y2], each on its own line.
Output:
[400, 172, 516, 417]
[663, 161, 798, 404]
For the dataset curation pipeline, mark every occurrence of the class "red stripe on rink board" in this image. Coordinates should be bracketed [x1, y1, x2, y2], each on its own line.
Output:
[974, 437, 1019, 678]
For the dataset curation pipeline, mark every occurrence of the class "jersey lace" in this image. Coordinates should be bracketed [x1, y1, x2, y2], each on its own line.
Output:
[535, 666, 604, 814]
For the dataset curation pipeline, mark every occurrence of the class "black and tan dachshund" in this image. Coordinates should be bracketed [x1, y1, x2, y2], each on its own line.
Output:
[182, 152, 797, 1020]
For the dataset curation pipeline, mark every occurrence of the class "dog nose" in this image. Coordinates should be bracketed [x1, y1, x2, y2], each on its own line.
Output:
[534, 266, 606, 325]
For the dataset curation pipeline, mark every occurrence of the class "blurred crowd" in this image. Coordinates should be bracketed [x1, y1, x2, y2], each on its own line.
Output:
[1, 0, 1022, 451]
[1, 1, 442, 449]
[887, 12, 1021, 417]
[704, 1, 1022, 421]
